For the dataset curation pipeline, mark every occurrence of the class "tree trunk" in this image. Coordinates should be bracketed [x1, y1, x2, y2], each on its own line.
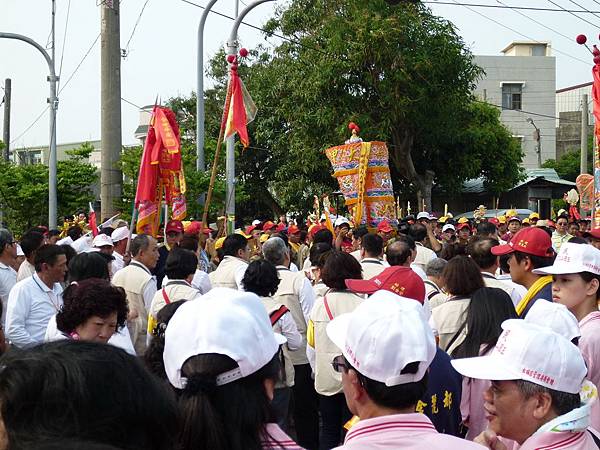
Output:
[389, 129, 435, 212]
[259, 188, 285, 217]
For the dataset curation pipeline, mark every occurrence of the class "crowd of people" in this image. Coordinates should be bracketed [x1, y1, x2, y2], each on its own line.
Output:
[0, 207, 599, 449]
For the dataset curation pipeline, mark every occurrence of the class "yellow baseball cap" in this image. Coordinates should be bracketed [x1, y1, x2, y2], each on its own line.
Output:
[260, 233, 270, 243]
[438, 216, 448, 223]
[529, 212, 540, 220]
[457, 217, 469, 224]
[498, 215, 506, 224]
[214, 237, 226, 250]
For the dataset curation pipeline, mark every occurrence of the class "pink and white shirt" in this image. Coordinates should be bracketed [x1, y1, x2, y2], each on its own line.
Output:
[334, 413, 485, 449]
[506, 429, 600, 449]
[579, 311, 600, 430]
[261, 423, 304, 449]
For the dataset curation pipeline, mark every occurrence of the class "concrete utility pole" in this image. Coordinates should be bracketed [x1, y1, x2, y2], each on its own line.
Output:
[100, 0, 123, 220]
[2, 78, 10, 161]
[581, 94, 589, 175]
[527, 117, 542, 168]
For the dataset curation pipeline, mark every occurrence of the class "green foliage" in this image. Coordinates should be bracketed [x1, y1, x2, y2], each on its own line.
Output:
[0, 142, 98, 236]
[542, 138, 592, 182]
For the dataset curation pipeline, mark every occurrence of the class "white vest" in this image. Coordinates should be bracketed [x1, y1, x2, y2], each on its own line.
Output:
[208, 256, 246, 289]
[149, 280, 199, 320]
[360, 258, 387, 280]
[112, 262, 152, 353]
[274, 268, 308, 365]
[311, 291, 364, 396]
[262, 296, 295, 388]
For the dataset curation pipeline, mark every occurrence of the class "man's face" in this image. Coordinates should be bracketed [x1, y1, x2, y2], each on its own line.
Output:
[46, 254, 68, 283]
[568, 224, 580, 236]
[458, 228, 470, 240]
[508, 220, 521, 234]
[1, 240, 17, 260]
[238, 243, 251, 262]
[378, 231, 393, 243]
[166, 231, 183, 247]
[556, 219, 568, 235]
[289, 232, 301, 244]
[251, 229, 262, 240]
[498, 223, 507, 234]
[48, 235, 60, 245]
[483, 380, 540, 444]
[442, 230, 455, 242]
[139, 237, 159, 269]
[507, 253, 527, 285]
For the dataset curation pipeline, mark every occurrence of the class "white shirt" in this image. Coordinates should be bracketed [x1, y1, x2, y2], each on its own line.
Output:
[0, 262, 17, 325]
[497, 273, 528, 307]
[44, 314, 136, 355]
[410, 263, 428, 281]
[279, 312, 302, 351]
[163, 269, 212, 295]
[276, 265, 315, 323]
[111, 251, 124, 275]
[16, 259, 35, 282]
[6, 272, 63, 348]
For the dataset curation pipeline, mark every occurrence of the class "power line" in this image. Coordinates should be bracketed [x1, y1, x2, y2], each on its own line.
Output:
[546, 0, 600, 30]
[566, 0, 600, 22]
[57, 0, 72, 88]
[449, 0, 590, 67]
[123, 0, 151, 57]
[424, 1, 600, 13]
[9, 107, 49, 146]
[58, 33, 100, 95]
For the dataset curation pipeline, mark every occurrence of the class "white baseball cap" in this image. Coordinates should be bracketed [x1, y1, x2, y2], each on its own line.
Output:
[442, 224, 456, 232]
[334, 216, 350, 227]
[326, 290, 436, 386]
[416, 212, 431, 221]
[111, 226, 130, 243]
[251, 219, 261, 226]
[451, 320, 587, 394]
[163, 288, 286, 389]
[56, 236, 73, 246]
[93, 234, 113, 248]
[524, 301, 580, 342]
[533, 242, 600, 276]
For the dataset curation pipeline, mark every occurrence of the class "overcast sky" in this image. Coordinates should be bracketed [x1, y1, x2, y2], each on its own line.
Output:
[0, 0, 596, 149]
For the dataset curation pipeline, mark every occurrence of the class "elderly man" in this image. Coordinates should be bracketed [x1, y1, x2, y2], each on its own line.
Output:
[0, 229, 17, 325]
[112, 234, 159, 353]
[262, 236, 318, 449]
[6, 244, 67, 348]
[326, 292, 484, 449]
[452, 320, 600, 449]
[424, 258, 448, 309]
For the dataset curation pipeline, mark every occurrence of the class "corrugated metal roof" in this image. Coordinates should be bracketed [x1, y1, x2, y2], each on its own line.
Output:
[461, 169, 575, 194]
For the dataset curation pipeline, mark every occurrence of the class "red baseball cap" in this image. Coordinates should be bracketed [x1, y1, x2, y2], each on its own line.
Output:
[288, 224, 300, 235]
[184, 221, 211, 235]
[456, 223, 471, 231]
[377, 220, 394, 233]
[275, 223, 287, 233]
[491, 227, 553, 257]
[308, 224, 325, 237]
[583, 228, 600, 239]
[245, 225, 257, 235]
[489, 218, 499, 226]
[166, 220, 184, 234]
[345, 266, 425, 304]
[263, 221, 276, 231]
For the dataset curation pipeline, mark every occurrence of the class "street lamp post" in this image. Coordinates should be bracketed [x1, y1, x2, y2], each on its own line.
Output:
[527, 117, 542, 168]
[0, 32, 58, 228]
[196, 0, 220, 174]
[224, 0, 275, 231]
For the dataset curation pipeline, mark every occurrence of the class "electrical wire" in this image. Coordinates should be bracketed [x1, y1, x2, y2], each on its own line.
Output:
[424, 1, 600, 13]
[57, 0, 72, 82]
[546, 0, 600, 31]
[123, 0, 151, 57]
[58, 33, 100, 95]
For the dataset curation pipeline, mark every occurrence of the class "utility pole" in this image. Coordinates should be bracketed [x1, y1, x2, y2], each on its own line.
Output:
[2, 78, 10, 161]
[100, 0, 123, 221]
[225, 0, 239, 234]
[581, 94, 589, 175]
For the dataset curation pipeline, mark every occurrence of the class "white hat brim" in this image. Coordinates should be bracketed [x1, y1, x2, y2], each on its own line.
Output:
[326, 313, 352, 354]
[532, 264, 587, 275]
[451, 354, 523, 382]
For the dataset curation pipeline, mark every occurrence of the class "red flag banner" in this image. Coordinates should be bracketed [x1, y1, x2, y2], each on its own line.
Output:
[134, 106, 187, 236]
[88, 202, 98, 237]
[224, 67, 257, 148]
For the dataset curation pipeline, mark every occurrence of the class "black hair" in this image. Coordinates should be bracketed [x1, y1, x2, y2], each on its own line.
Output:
[0, 341, 179, 450]
[361, 233, 384, 257]
[579, 271, 600, 300]
[467, 236, 500, 270]
[222, 234, 248, 257]
[408, 224, 427, 243]
[321, 250, 362, 290]
[20, 440, 124, 449]
[568, 236, 588, 244]
[451, 287, 517, 358]
[33, 244, 66, 272]
[67, 252, 110, 283]
[309, 242, 332, 267]
[499, 253, 511, 274]
[60, 244, 77, 266]
[131, 234, 152, 257]
[242, 260, 280, 297]
[144, 300, 187, 381]
[165, 247, 198, 280]
[48, 229, 61, 238]
[386, 236, 414, 266]
[180, 234, 200, 252]
[352, 225, 369, 241]
[476, 221, 497, 236]
[313, 229, 334, 245]
[0, 228, 14, 254]
[66, 225, 83, 241]
[443, 256, 485, 296]
[349, 359, 428, 410]
[178, 353, 281, 450]
[514, 380, 580, 417]
[513, 250, 556, 270]
[20, 231, 45, 258]
[56, 278, 128, 335]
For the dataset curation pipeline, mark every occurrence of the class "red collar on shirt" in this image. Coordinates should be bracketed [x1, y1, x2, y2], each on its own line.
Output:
[345, 413, 436, 444]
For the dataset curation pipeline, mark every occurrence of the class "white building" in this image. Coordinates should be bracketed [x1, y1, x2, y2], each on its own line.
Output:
[474, 41, 556, 168]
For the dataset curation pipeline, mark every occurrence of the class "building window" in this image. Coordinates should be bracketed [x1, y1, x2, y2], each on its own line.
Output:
[531, 45, 545, 56]
[502, 83, 522, 110]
